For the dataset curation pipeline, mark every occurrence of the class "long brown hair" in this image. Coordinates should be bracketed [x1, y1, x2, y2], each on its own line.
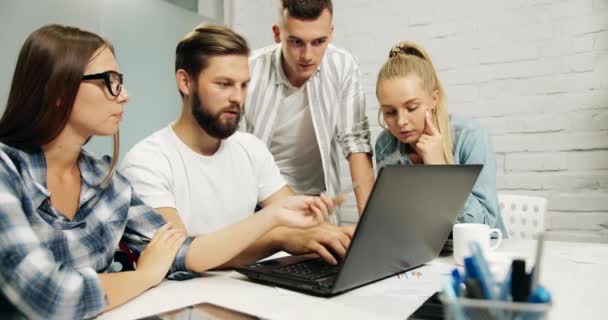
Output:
[376, 41, 454, 164]
[0, 24, 119, 186]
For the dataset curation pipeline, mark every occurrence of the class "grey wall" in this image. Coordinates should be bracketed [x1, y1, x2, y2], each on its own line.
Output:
[0, 0, 210, 159]
[232, 0, 608, 242]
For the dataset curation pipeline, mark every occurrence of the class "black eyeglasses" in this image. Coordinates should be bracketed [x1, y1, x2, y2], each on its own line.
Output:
[82, 71, 124, 97]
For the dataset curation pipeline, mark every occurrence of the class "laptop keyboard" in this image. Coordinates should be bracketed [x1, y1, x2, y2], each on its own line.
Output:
[273, 258, 340, 281]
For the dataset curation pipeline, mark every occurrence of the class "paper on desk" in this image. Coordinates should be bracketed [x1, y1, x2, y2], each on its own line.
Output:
[332, 262, 454, 319]
[340, 262, 453, 298]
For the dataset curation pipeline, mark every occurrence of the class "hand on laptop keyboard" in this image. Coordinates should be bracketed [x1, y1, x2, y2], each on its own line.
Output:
[274, 258, 341, 281]
[278, 222, 353, 265]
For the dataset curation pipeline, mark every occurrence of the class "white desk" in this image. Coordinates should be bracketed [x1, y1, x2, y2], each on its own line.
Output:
[98, 240, 608, 320]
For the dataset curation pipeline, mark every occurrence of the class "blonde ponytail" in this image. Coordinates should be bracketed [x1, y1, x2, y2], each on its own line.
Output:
[377, 41, 454, 164]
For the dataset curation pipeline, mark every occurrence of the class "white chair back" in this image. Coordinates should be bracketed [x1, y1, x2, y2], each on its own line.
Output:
[498, 194, 547, 240]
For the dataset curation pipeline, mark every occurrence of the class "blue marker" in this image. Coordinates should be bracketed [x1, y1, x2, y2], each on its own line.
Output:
[468, 241, 498, 300]
[527, 286, 551, 304]
[451, 268, 463, 297]
[464, 256, 478, 280]
[522, 286, 552, 320]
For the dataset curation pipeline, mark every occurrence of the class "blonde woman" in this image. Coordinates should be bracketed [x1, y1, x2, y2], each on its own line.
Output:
[374, 41, 506, 232]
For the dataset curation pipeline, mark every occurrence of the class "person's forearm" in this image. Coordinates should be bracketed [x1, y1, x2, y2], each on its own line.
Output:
[156, 207, 187, 233]
[99, 271, 156, 312]
[348, 153, 375, 215]
[185, 208, 278, 273]
[215, 226, 286, 269]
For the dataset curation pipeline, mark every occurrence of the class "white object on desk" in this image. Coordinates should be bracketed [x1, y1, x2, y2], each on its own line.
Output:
[498, 194, 547, 240]
[97, 272, 386, 320]
[99, 240, 608, 320]
[453, 223, 502, 265]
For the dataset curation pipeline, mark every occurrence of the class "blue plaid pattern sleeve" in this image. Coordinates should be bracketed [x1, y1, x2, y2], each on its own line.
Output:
[118, 182, 195, 274]
[0, 144, 193, 319]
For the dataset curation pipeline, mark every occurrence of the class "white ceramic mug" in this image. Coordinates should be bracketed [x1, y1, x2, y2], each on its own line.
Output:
[453, 223, 502, 265]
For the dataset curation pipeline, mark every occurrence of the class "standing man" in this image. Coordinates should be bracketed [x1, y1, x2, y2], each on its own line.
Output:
[121, 25, 352, 265]
[243, 0, 374, 222]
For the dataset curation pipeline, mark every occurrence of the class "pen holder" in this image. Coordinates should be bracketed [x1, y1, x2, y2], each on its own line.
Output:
[439, 294, 551, 320]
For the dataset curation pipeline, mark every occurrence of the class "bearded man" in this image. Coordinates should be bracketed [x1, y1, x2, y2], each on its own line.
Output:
[121, 25, 353, 267]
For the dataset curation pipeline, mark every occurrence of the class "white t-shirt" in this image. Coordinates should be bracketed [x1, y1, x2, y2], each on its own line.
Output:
[120, 126, 286, 236]
[269, 85, 325, 195]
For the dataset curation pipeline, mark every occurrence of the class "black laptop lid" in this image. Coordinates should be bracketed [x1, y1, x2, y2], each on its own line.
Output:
[332, 165, 482, 293]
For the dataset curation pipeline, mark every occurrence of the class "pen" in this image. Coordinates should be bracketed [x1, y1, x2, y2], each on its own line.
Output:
[442, 275, 466, 320]
[464, 278, 484, 299]
[527, 285, 551, 304]
[464, 279, 492, 320]
[451, 268, 463, 297]
[468, 241, 497, 300]
[530, 233, 545, 291]
[511, 259, 530, 302]
[498, 267, 512, 301]
[464, 256, 478, 280]
[522, 286, 552, 320]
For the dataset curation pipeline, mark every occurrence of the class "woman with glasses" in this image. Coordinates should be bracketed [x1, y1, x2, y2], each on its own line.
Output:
[374, 41, 507, 233]
[0, 25, 335, 319]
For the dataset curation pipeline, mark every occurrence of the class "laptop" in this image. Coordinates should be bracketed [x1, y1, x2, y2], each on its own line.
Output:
[236, 164, 482, 297]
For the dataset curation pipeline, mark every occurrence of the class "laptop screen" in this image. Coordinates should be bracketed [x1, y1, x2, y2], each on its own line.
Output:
[332, 165, 482, 292]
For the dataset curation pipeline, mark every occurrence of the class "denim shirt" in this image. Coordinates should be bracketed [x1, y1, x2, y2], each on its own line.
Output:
[375, 115, 507, 234]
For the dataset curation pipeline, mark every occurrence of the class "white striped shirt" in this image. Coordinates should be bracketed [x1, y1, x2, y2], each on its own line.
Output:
[242, 44, 372, 224]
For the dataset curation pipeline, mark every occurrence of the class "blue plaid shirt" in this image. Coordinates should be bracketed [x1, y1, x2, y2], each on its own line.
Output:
[375, 115, 507, 234]
[0, 143, 193, 319]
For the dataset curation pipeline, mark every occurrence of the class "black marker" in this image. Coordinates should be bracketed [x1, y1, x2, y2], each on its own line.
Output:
[511, 259, 530, 302]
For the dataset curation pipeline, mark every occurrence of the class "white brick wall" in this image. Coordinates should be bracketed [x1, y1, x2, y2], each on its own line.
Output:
[231, 0, 608, 242]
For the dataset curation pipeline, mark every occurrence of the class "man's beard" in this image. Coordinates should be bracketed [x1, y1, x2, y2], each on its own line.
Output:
[191, 88, 241, 140]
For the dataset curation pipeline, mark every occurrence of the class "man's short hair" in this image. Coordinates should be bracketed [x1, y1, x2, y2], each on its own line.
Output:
[280, 0, 333, 19]
[175, 24, 249, 79]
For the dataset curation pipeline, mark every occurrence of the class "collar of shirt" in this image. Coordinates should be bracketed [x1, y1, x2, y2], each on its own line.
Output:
[271, 45, 321, 87]
[375, 133, 414, 166]
[17, 147, 109, 220]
